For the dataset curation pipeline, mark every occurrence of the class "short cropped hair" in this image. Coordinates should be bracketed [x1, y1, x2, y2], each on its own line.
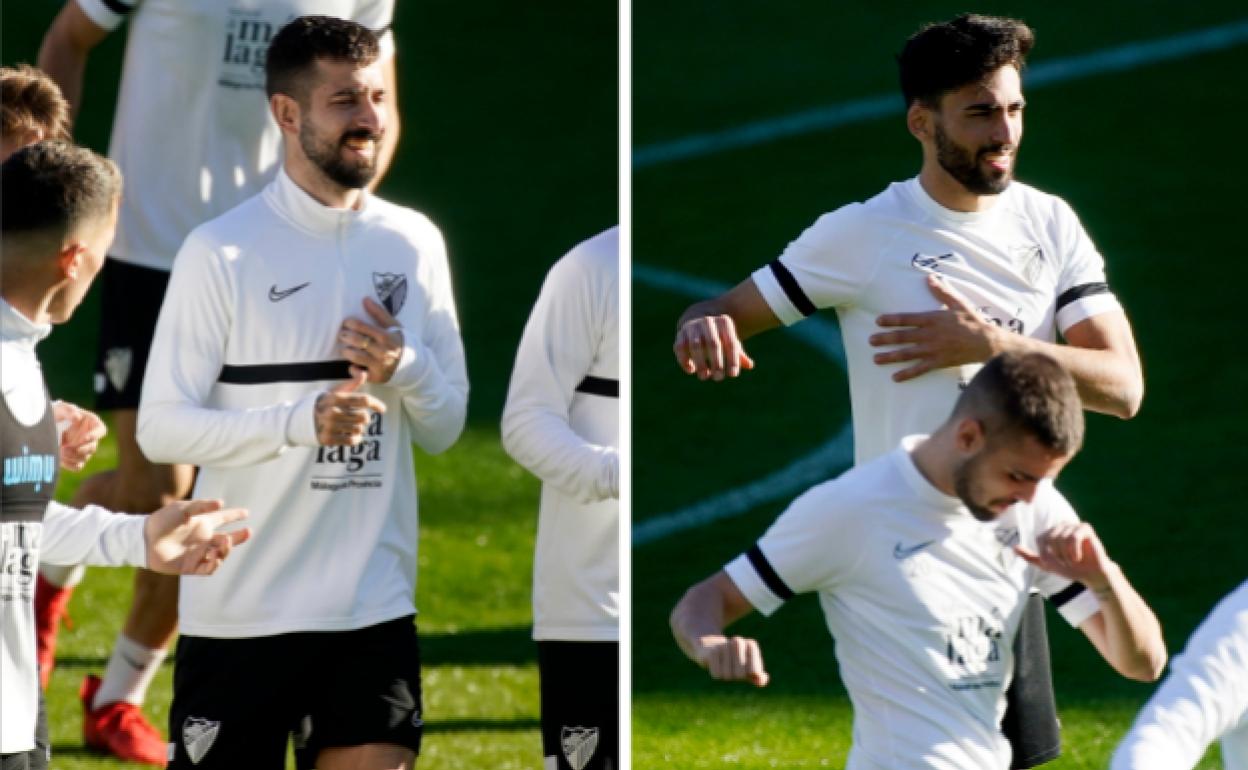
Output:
[953, 352, 1084, 455]
[265, 15, 380, 102]
[898, 14, 1034, 108]
[1, 141, 121, 246]
[1, 64, 71, 142]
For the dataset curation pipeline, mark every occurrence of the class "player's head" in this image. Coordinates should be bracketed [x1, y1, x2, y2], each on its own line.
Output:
[1, 64, 72, 161]
[1, 141, 122, 324]
[266, 15, 385, 193]
[899, 14, 1033, 196]
[947, 352, 1084, 521]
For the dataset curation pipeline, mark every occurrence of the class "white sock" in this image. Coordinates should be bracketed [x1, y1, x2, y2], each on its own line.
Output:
[93, 634, 167, 708]
[39, 562, 86, 589]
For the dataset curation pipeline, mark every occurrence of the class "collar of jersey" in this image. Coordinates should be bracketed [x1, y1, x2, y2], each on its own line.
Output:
[0, 298, 52, 349]
[894, 434, 966, 518]
[903, 176, 1010, 227]
[266, 166, 371, 237]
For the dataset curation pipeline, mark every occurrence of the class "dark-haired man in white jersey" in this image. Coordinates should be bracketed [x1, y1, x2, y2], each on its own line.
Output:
[672, 14, 1144, 768]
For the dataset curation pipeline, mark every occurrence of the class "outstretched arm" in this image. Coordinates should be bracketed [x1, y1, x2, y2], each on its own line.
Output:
[674, 279, 781, 381]
[1016, 522, 1165, 681]
[670, 571, 770, 686]
[872, 274, 1143, 418]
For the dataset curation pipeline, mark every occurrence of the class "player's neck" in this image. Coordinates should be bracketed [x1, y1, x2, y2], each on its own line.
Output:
[918, 165, 1000, 214]
[0, 272, 57, 327]
[910, 433, 958, 497]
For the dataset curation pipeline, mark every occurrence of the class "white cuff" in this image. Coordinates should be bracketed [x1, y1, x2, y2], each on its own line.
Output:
[284, 392, 321, 448]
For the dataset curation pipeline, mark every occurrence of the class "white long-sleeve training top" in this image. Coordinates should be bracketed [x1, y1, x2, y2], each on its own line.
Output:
[1112, 579, 1248, 770]
[501, 227, 619, 641]
[137, 168, 467, 638]
[1, 299, 147, 754]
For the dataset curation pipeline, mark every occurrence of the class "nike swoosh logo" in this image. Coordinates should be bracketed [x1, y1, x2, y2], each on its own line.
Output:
[893, 540, 936, 559]
[269, 282, 310, 302]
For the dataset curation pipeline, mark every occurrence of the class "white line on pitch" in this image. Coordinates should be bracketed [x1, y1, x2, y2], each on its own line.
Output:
[632, 264, 850, 546]
[633, 18, 1248, 169]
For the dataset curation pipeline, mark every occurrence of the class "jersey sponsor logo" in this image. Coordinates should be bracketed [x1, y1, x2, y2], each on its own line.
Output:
[220, 8, 284, 90]
[945, 612, 1006, 690]
[0, 522, 40, 602]
[3, 446, 56, 493]
[561, 726, 599, 770]
[312, 411, 386, 491]
[182, 716, 221, 764]
[911, 252, 955, 273]
[893, 539, 936, 559]
[268, 281, 311, 302]
[977, 305, 1026, 335]
[104, 347, 133, 393]
[373, 272, 409, 315]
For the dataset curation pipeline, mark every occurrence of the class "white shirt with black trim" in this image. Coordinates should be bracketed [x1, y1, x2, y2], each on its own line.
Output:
[1, 300, 147, 755]
[1111, 579, 1248, 770]
[501, 227, 619, 642]
[752, 177, 1122, 465]
[137, 168, 467, 638]
[75, 0, 394, 272]
[723, 436, 1100, 770]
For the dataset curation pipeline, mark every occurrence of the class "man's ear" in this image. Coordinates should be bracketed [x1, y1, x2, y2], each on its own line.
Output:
[271, 92, 301, 136]
[54, 242, 87, 282]
[906, 102, 931, 142]
[954, 417, 986, 454]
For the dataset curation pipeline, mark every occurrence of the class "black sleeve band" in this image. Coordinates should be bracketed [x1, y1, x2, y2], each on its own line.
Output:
[1048, 581, 1087, 609]
[219, 360, 351, 384]
[767, 259, 818, 318]
[101, 0, 136, 15]
[1055, 282, 1109, 311]
[575, 376, 619, 398]
[746, 544, 795, 602]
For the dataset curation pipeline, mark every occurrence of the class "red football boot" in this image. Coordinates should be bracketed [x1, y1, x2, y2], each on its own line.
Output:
[33, 574, 73, 689]
[81, 674, 169, 767]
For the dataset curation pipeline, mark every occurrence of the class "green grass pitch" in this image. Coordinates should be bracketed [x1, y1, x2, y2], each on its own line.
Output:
[2, 2, 615, 768]
[633, 2, 1246, 769]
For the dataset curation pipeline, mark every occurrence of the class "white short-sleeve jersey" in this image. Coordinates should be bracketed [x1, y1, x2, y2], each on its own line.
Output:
[75, 0, 395, 271]
[1111, 579, 1248, 770]
[501, 228, 620, 641]
[751, 177, 1122, 464]
[724, 437, 1100, 770]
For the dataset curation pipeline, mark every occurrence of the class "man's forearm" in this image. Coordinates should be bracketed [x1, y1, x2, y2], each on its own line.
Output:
[995, 331, 1143, 418]
[1088, 563, 1167, 682]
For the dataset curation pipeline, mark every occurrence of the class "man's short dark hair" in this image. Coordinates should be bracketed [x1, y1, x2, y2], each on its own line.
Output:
[954, 352, 1084, 455]
[265, 15, 381, 102]
[1, 140, 121, 245]
[1, 64, 71, 141]
[898, 14, 1034, 108]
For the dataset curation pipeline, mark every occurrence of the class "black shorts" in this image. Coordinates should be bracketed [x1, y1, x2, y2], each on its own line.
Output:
[93, 258, 170, 411]
[168, 616, 423, 770]
[538, 640, 618, 770]
[1001, 592, 1061, 769]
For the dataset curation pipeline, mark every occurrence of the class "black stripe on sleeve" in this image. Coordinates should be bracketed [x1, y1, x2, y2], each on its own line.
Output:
[218, 360, 351, 385]
[100, 0, 136, 15]
[767, 259, 818, 318]
[1055, 282, 1109, 311]
[1048, 582, 1087, 609]
[746, 544, 795, 602]
[575, 376, 619, 399]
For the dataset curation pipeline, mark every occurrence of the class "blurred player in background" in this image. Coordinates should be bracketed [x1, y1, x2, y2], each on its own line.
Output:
[35, 0, 398, 762]
[502, 227, 620, 770]
[1111, 579, 1248, 770]
[671, 14, 1144, 767]
[671, 352, 1165, 770]
[2, 139, 250, 770]
[136, 16, 465, 768]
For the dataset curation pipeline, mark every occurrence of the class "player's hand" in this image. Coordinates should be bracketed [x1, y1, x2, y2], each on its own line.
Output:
[694, 634, 770, 687]
[869, 274, 1001, 382]
[674, 316, 755, 381]
[145, 499, 251, 576]
[1014, 521, 1115, 591]
[315, 369, 388, 446]
[52, 400, 106, 471]
[339, 298, 404, 384]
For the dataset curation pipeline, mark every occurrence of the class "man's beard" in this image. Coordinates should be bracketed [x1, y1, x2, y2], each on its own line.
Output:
[300, 122, 380, 190]
[934, 120, 1013, 196]
[953, 452, 1001, 522]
